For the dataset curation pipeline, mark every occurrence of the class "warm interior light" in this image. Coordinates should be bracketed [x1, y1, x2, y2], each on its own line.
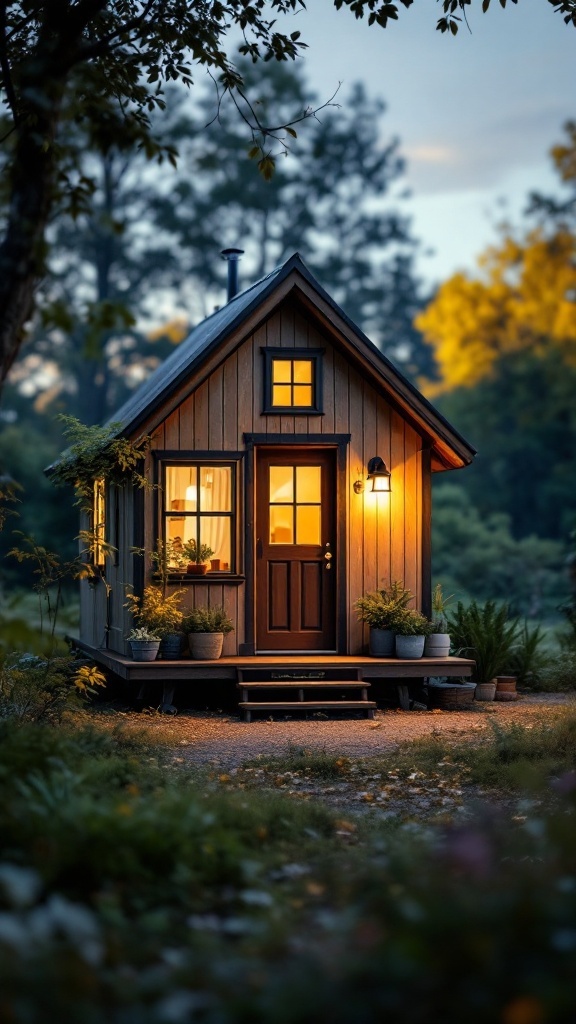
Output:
[185, 485, 197, 503]
[366, 456, 391, 493]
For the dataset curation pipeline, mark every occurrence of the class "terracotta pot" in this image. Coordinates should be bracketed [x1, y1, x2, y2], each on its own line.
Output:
[495, 675, 518, 701]
[186, 563, 208, 575]
[188, 632, 224, 660]
[369, 627, 395, 657]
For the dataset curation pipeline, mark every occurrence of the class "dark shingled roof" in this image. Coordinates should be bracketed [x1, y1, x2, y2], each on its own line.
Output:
[48, 252, 476, 471]
[104, 258, 291, 435]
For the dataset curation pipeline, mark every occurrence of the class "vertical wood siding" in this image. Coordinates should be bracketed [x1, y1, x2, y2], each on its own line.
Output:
[99, 296, 426, 656]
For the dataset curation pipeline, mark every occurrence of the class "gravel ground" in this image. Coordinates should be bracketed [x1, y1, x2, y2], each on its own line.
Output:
[110, 692, 576, 770]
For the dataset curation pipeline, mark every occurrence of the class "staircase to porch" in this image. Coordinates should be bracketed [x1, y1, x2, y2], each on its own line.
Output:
[236, 667, 376, 721]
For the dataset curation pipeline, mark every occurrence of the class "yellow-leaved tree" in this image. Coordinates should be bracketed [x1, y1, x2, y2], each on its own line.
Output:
[416, 228, 576, 396]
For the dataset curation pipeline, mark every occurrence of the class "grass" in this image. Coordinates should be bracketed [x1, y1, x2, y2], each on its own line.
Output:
[1, 701, 576, 1021]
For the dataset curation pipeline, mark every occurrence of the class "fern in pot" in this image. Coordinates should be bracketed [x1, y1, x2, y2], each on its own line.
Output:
[354, 580, 412, 656]
[182, 606, 234, 660]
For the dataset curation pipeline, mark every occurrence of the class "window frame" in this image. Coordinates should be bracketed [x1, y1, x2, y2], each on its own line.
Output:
[154, 451, 244, 582]
[261, 347, 324, 415]
[92, 477, 106, 569]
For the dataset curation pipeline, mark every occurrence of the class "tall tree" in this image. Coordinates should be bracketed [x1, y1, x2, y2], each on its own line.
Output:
[1, 1, 574, 390]
[415, 228, 576, 394]
[0, 0, 313, 388]
[7, 64, 430, 425]
[149, 67, 430, 374]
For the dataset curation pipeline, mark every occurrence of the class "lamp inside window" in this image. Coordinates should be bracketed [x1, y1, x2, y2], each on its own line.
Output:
[366, 456, 391, 493]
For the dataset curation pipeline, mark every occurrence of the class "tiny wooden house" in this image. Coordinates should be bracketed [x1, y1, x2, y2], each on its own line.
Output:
[77, 253, 475, 661]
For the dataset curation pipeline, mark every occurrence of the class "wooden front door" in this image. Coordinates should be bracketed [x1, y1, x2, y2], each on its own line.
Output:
[256, 449, 337, 651]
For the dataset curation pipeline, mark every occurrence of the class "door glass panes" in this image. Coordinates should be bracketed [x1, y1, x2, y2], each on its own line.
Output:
[270, 505, 294, 544]
[296, 466, 321, 504]
[269, 465, 322, 545]
[271, 358, 314, 408]
[296, 505, 320, 545]
[269, 466, 293, 503]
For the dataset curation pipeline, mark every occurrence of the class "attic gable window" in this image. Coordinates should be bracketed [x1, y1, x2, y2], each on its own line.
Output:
[262, 347, 324, 414]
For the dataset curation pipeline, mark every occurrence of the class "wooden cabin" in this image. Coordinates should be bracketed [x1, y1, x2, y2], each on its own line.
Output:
[72, 253, 476, 713]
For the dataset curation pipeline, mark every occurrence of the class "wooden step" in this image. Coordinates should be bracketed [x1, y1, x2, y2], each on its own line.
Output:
[235, 680, 369, 690]
[238, 699, 376, 722]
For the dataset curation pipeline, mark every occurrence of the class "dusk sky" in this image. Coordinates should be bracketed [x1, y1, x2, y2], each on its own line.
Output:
[298, 2, 575, 286]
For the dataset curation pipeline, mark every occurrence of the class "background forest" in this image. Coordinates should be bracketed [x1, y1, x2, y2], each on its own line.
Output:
[0, 63, 574, 626]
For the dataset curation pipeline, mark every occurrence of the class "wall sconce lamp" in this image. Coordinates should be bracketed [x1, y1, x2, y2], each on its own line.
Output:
[353, 456, 391, 494]
[367, 456, 391, 492]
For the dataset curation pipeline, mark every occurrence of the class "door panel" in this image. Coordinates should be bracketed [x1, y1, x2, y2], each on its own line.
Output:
[256, 449, 336, 651]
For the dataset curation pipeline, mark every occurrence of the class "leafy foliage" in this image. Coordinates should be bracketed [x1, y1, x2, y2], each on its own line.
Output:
[354, 580, 413, 630]
[431, 483, 566, 612]
[393, 608, 432, 636]
[0, 654, 105, 723]
[0, 709, 576, 1021]
[182, 606, 234, 634]
[49, 416, 152, 513]
[182, 540, 215, 565]
[447, 599, 520, 683]
[124, 586, 183, 638]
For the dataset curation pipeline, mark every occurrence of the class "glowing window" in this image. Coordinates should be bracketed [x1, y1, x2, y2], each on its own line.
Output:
[163, 463, 235, 572]
[262, 347, 323, 414]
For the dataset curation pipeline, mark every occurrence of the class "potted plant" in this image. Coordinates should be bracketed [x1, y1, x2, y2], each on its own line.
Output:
[182, 605, 234, 660]
[182, 540, 215, 575]
[446, 599, 520, 701]
[424, 583, 453, 658]
[354, 580, 412, 656]
[125, 585, 184, 659]
[125, 626, 161, 662]
[394, 608, 432, 659]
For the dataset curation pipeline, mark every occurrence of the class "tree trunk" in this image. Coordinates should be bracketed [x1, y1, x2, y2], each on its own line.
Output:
[0, 102, 60, 386]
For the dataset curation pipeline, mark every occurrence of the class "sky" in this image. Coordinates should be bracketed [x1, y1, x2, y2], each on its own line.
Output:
[295, 1, 575, 287]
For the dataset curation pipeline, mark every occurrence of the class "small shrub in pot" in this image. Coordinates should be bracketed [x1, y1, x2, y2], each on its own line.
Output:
[182, 606, 234, 660]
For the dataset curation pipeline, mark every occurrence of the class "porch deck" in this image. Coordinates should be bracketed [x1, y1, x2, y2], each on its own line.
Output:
[72, 639, 474, 682]
[73, 639, 475, 714]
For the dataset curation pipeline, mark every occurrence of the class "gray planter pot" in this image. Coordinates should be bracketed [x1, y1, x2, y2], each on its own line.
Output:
[424, 633, 451, 658]
[475, 680, 497, 701]
[129, 640, 160, 662]
[188, 632, 224, 660]
[369, 627, 395, 657]
[395, 634, 425, 659]
[160, 633, 183, 660]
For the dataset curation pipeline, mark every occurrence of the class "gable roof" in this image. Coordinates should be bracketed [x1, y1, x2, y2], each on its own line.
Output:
[102, 253, 476, 471]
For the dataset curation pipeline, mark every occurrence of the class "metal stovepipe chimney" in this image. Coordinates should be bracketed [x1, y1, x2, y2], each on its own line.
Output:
[221, 248, 244, 301]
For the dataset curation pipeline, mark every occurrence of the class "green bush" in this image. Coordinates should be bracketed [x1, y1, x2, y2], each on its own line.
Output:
[447, 599, 520, 683]
[1, 710, 576, 1022]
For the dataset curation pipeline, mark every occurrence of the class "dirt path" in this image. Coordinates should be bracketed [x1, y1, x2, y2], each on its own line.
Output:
[117, 692, 575, 771]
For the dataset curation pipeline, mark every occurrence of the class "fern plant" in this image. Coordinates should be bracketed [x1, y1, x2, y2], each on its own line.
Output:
[447, 600, 520, 684]
[182, 606, 234, 634]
